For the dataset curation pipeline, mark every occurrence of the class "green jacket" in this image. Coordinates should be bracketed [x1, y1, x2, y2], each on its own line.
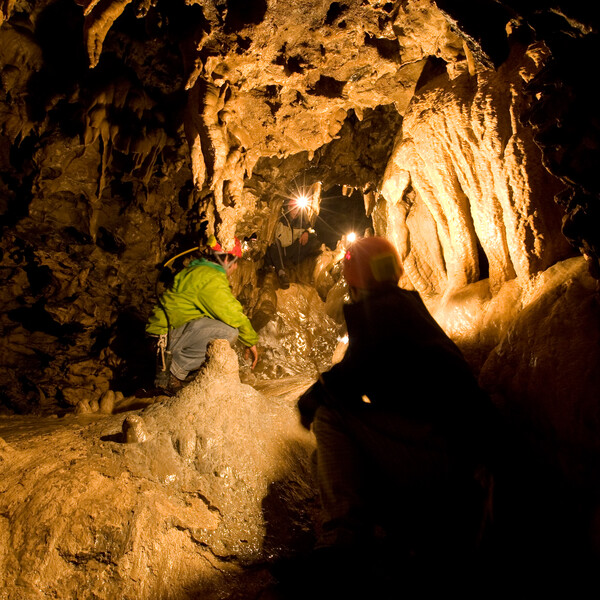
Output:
[146, 259, 258, 347]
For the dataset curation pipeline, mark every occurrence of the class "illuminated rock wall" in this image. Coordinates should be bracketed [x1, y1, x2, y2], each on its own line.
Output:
[378, 42, 571, 299]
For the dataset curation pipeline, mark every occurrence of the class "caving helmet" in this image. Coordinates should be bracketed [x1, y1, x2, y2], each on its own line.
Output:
[163, 235, 242, 269]
[343, 236, 403, 290]
[207, 235, 243, 269]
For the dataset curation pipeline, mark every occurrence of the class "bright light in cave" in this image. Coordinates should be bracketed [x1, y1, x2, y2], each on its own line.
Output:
[314, 186, 373, 250]
[293, 194, 310, 210]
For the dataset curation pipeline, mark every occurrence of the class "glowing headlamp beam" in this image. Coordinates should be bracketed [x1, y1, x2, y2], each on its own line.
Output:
[293, 194, 310, 210]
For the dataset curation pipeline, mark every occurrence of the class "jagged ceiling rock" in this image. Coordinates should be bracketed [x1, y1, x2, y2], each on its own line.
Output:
[72, 0, 470, 245]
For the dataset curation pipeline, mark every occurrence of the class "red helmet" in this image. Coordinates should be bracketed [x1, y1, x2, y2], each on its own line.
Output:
[343, 236, 403, 290]
[207, 235, 243, 258]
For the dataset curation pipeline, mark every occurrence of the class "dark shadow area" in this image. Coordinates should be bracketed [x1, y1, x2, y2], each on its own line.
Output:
[475, 236, 490, 280]
[364, 33, 400, 61]
[100, 432, 124, 443]
[8, 299, 83, 341]
[435, 0, 511, 68]
[314, 187, 372, 249]
[261, 442, 320, 575]
[308, 75, 346, 98]
[262, 479, 319, 562]
[109, 308, 155, 395]
[324, 2, 348, 26]
[274, 47, 307, 76]
[480, 424, 598, 596]
[225, 0, 268, 33]
[0, 137, 37, 232]
[414, 55, 449, 92]
[267, 466, 490, 599]
[26, 0, 88, 124]
[264, 407, 598, 599]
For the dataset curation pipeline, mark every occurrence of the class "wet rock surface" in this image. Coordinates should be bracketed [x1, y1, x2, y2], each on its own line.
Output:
[0, 341, 317, 599]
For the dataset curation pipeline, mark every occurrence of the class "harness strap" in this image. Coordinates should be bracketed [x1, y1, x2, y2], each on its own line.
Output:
[157, 333, 169, 370]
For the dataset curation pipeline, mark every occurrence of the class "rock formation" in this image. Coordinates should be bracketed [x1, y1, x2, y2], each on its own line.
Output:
[0, 0, 599, 596]
[0, 340, 316, 598]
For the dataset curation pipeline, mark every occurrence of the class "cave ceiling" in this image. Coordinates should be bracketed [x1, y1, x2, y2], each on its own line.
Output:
[1, 0, 597, 242]
[0, 0, 599, 412]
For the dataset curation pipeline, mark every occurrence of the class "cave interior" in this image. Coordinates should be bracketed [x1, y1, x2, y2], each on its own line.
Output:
[0, 0, 599, 597]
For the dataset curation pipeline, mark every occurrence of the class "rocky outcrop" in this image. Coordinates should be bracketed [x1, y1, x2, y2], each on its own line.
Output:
[0, 340, 316, 598]
[378, 41, 572, 298]
[479, 258, 600, 492]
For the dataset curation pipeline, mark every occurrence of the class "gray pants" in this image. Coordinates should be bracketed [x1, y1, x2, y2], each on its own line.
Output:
[168, 318, 238, 379]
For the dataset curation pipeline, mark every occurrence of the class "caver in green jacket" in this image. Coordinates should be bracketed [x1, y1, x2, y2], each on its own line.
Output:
[146, 258, 258, 347]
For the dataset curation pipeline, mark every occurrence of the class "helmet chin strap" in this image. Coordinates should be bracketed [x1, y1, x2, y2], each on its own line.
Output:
[214, 253, 237, 270]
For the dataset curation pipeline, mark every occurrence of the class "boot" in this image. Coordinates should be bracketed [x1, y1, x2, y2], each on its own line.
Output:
[166, 373, 185, 395]
[278, 269, 290, 289]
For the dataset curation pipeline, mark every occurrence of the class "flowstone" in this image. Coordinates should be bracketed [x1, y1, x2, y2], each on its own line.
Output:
[0, 340, 317, 599]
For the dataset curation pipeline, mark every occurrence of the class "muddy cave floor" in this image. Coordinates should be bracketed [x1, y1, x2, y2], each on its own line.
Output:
[1, 369, 596, 600]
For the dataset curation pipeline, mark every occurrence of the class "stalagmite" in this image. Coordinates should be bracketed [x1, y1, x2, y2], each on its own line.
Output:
[99, 389, 115, 414]
[122, 413, 148, 443]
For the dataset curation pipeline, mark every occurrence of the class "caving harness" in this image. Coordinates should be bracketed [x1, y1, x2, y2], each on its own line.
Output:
[154, 330, 172, 389]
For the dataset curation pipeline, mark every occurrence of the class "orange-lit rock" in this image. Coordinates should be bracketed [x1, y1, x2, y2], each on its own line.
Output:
[0, 341, 316, 598]
[379, 42, 572, 298]
[0, 0, 599, 594]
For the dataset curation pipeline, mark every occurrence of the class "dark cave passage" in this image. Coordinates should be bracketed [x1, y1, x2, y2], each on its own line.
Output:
[314, 186, 373, 250]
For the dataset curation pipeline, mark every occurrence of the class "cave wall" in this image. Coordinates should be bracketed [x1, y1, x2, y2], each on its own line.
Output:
[378, 41, 571, 298]
[0, 0, 598, 593]
[0, 0, 465, 412]
[0, 3, 598, 530]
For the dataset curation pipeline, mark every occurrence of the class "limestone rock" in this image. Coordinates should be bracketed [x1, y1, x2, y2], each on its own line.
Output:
[122, 414, 148, 443]
[99, 389, 115, 414]
[254, 283, 342, 381]
[0, 341, 316, 598]
[480, 258, 600, 490]
[74, 399, 92, 414]
[379, 43, 573, 297]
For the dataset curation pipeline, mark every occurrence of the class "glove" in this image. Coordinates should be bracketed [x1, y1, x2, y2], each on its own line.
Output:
[297, 386, 323, 430]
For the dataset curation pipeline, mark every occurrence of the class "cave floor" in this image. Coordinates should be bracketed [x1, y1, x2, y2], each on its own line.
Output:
[0, 373, 596, 600]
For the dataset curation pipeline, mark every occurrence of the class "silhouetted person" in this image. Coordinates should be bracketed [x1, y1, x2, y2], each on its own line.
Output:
[283, 236, 497, 596]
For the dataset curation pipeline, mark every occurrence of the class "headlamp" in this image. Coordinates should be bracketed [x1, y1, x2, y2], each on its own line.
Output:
[293, 194, 310, 210]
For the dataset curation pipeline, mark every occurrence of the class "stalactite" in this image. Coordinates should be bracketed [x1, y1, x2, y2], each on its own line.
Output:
[0, 0, 15, 25]
[78, 0, 134, 68]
